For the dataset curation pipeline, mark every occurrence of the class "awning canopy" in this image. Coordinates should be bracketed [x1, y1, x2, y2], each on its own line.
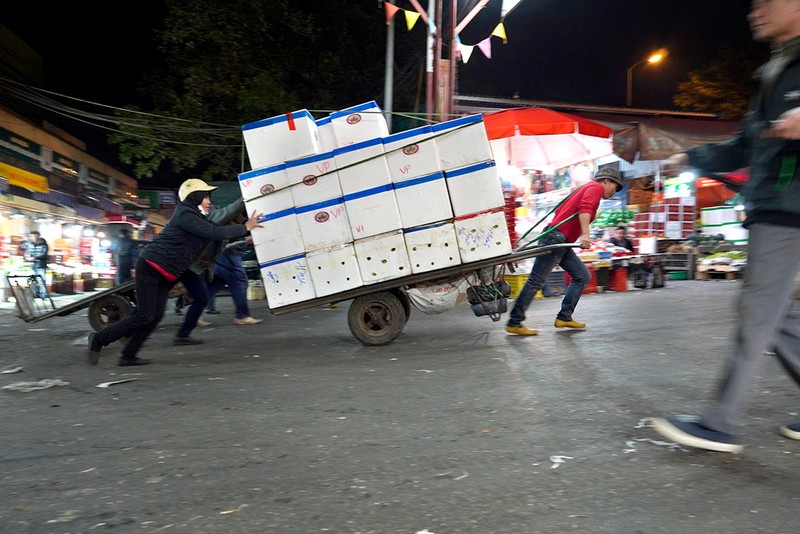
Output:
[0, 162, 49, 193]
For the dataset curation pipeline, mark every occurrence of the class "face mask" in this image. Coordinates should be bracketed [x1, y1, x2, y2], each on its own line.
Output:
[197, 204, 209, 215]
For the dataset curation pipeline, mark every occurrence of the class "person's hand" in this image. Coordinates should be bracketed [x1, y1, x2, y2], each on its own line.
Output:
[244, 236, 254, 246]
[662, 153, 690, 177]
[245, 210, 264, 232]
[762, 107, 800, 139]
[579, 233, 592, 249]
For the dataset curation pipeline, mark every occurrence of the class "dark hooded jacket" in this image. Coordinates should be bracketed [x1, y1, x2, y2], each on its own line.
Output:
[138, 191, 248, 279]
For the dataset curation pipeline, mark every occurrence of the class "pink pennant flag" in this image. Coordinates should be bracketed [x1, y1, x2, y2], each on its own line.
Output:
[384, 2, 400, 25]
[477, 37, 492, 59]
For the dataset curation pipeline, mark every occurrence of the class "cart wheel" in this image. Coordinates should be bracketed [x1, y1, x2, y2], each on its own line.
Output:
[348, 291, 406, 346]
[390, 288, 411, 325]
[88, 294, 133, 332]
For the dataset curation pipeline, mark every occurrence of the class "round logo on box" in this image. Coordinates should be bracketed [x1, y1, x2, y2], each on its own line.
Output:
[346, 113, 362, 125]
[402, 144, 419, 155]
[260, 184, 275, 195]
[302, 175, 318, 186]
[314, 211, 330, 223]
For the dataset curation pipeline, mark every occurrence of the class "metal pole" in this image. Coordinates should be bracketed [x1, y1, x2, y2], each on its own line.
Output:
[384, 0, 396, 133]
[426, 0, 436, 123]
[434, 0, 444, 120]
[448, 0, 457, 118]
[626, 65, 633, 107]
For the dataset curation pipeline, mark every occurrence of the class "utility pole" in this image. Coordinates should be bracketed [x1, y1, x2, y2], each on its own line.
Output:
[383, 0, 396, 133]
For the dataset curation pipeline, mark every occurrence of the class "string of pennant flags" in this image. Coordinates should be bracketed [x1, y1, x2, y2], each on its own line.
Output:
[383, 0, 522, 64]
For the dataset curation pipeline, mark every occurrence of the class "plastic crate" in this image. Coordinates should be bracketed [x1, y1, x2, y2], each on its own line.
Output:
[505, 274, 528, 299]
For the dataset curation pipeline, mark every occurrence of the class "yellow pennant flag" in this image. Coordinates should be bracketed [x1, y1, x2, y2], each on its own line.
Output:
[405, 9, 421, 31]
[492, 22, 507, 44]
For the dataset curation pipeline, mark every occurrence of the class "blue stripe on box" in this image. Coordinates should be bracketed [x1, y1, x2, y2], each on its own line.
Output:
[316, 116, 331, 126]
[330, 101, 381, 118]
[404, 221, 451, 234]
[294, 197, 344, 214]
[342, 184, 394, 201]
[285, 151, 335, 168]
[258, 207, 295, 223]
[242, 109, 314, 131]
[261, 253, 307, 269]
[393, 171, 444, 190]
[332, 137, 383, 156]
[384, 125, 432, 145]
[239, 163, 286, 181]
[444, 160, 496, 179]
[430, 114, 483, 133]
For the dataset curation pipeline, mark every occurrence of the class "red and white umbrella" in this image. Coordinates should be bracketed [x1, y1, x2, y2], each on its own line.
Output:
[482, 108, 614, 172]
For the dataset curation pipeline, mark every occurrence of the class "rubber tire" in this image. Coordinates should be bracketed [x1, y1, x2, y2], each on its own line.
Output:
[88, 294, 133, 332]
[390, 288, 411, 325]
[348, 291, 406, 346]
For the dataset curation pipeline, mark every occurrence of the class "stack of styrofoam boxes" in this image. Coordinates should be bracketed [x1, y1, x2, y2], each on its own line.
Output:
[432, 115, 511, 262]
[658, 197, 696, 239]
[384, 125, 460, 274]
[701, 205, 747, 244]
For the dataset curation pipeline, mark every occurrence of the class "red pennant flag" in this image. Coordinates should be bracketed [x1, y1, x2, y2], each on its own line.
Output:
[384, 3, 401, 25]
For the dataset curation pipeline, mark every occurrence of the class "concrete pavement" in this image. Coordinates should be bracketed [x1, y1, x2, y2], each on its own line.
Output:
[1, 279, 798, 533]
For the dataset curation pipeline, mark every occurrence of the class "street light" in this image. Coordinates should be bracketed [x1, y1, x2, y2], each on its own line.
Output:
[626, 48, 667, 107]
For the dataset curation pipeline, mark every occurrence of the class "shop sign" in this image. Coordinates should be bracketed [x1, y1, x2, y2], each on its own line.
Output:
[663, 175, 693, 198]
[0, 162, 49, 193]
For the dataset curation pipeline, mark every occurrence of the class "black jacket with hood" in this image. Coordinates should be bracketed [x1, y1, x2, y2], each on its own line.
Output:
[138, 191, 248, 279]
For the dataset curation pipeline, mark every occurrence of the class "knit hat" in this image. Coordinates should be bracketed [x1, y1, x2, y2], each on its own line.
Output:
[593, 167, 623, 190]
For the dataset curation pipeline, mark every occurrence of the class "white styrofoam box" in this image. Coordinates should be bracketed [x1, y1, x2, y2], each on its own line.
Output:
[444, 160, 505, 217]
[315, 116, 338, 152]
[242, 109, 320, 169]
[430, 114, 493, 170]
[329, 101, 390, 147]
[306, 243, 363, 297]
[285, 151, 341, 206]
[383, 125, 440, 182]
[665, 221, 683, 239]
[249, 207, 305, 263]
[403, 221, 462, 274]
[393, 171, 453, 228]
[354, 230, 411, 284]
[333, 137, 391, 195]
[700, 206, 738, 226]
[238, 163, 289, 201]
[295, 197, 353, 252]
[638, 236, 658, 254]
[702, 222, 749, 242]
[259, 253, 316, 308]
[244, 186, 294, 221]
[343, 184, 403, 240]
[453, 210, 512, 263]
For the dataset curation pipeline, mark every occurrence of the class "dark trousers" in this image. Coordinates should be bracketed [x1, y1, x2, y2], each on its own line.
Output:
[95, 257, 174, 358]
[176, 270, 210, 338]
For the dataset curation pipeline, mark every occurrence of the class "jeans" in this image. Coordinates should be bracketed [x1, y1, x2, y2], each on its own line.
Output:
[32, 266, 47, 298]
[206, 253, 251, 319]
[176, 270, 210, 338]
[507, 230, 590, 327]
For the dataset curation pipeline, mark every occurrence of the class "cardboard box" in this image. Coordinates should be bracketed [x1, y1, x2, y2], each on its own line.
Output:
[383, 125, 441, 182]
[250, 207, 305, 263]
[430, 114, 493, 170]
[343, 184, 403, 240]
[295, 197, 353, 252]
[333, 138, 391, 195]
[238, 163, 288, 201]
[354, 230, 412, 284]
[453, 210, 512, 263]
[393, 171, 453, 229]
[285, 152, 341, 206]
[329, 101, 390, 147]
[628, 190, 653, 205]
[260, 253, 316, 308]
[242, 109, 320, 169]
[307, 243, 363, 297]
[404, 221, 462, 274]
[444, 160, 505, 218]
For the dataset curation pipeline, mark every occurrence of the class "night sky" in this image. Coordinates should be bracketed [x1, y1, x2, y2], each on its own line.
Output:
[1, 1, 757, 175]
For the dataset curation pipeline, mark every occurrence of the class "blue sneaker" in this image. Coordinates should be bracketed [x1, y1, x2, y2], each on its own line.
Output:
[652, 414, 743, 453]
[779, 422, 800, 440]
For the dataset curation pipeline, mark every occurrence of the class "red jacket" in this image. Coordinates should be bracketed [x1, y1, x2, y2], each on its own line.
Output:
[550, 181, 604, 242]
